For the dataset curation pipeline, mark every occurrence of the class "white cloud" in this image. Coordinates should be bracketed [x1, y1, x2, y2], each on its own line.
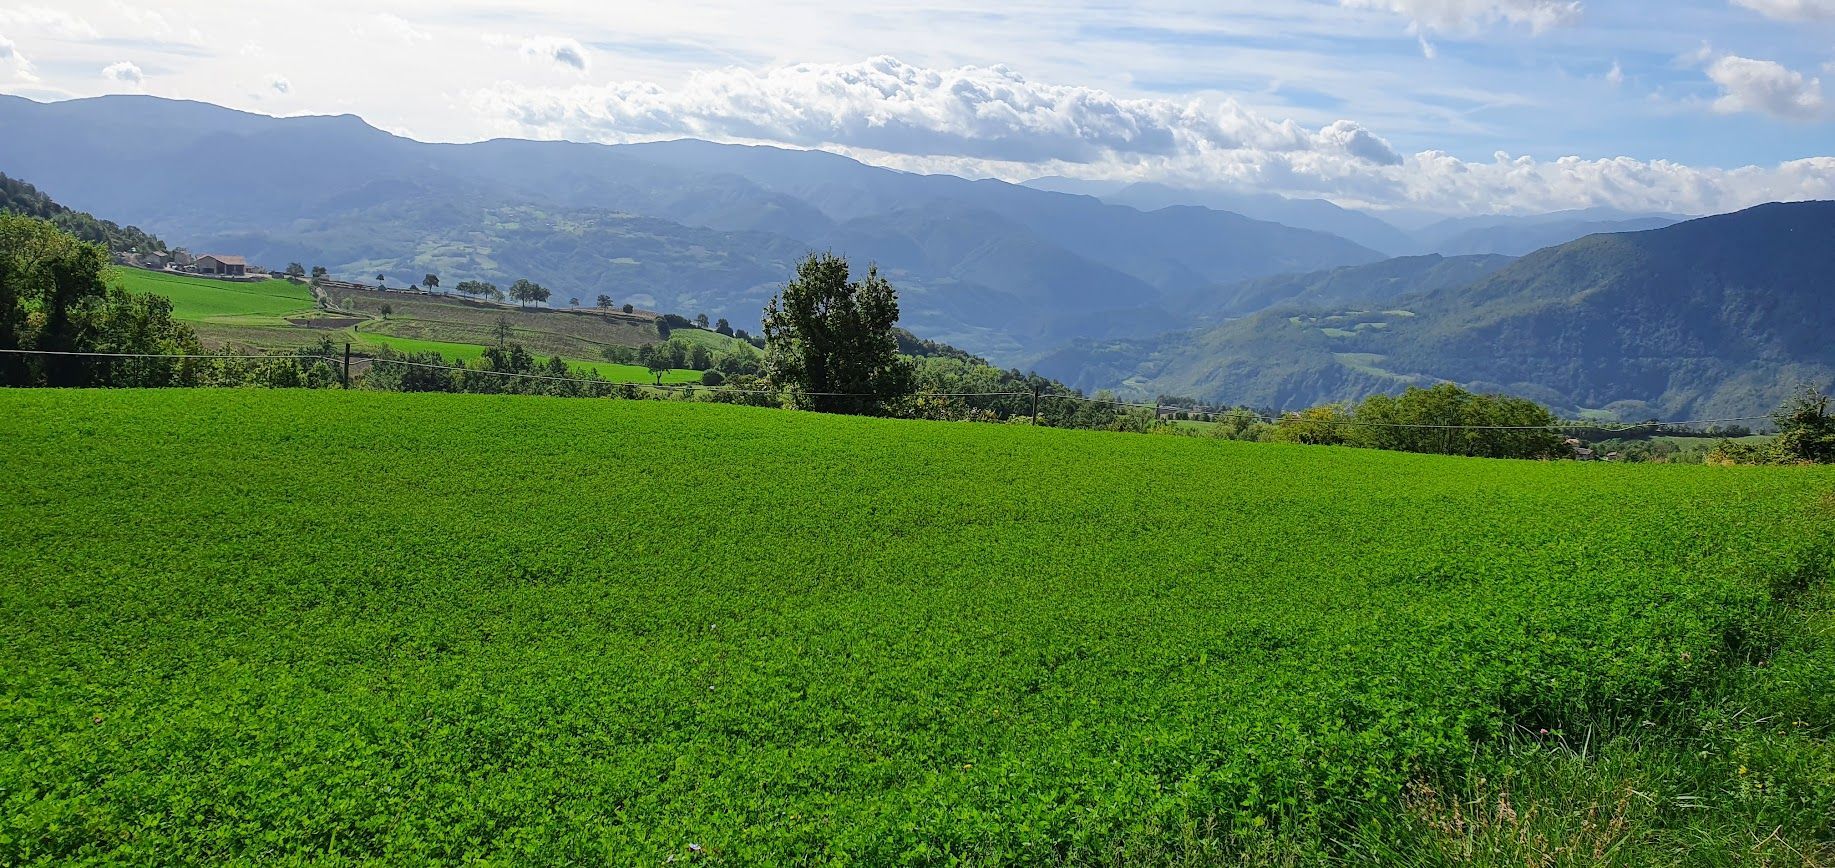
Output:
[472, 55, 1833, 216]
[474, 56, 1401, 166]
[366, 13, 429, 44]
[266, 74, 290, 95]
[1340, 0, 1582, 35]
[1730, 0, 1835, 19]
[1706, 54, 1825, 119]
[0, 6, 99, 39]
[520, 36, 590, 73]
[1606, 61, 1624, 87]
[102, 60, 144, 86]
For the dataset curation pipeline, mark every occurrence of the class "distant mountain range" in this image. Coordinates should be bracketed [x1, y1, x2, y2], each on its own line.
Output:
[0, 94, 1387, 362]
[1034, 202, 1835, 419]
[1024, 178, 1691, 258]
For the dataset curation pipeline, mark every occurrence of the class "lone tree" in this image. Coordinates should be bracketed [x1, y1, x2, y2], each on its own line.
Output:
[714, 317, 733, 336]
[762, 252, 914, 416]
[645, 349, 673, 385]
[597, 294, 612, 311]
[492, 315, 513, 347]
[695, 313, 710, 329]
[310, 265, 328, 281]
[285, 262, 306, 279]
[569, 297, 580, 309]
[422, 273, 440, 295]
[379, 302, 393, 319]
[622, 303, 634, 314]
[376, 273, 386, 288]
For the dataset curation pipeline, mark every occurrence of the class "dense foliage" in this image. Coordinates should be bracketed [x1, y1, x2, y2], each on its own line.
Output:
[1711, 386, 1835, 466]
[0, 173, 167, 254]
[1264, 384, 1565, 459]
[762, 252, 915, 415]
[0, 214, 199, 387]
[2, 391, 1831, 863]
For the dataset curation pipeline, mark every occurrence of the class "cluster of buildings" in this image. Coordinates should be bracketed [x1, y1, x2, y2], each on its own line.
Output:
[115, 250, 262, 278]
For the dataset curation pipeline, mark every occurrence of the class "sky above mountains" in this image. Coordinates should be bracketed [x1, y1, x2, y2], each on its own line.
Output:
[2, 0, 1831, 215]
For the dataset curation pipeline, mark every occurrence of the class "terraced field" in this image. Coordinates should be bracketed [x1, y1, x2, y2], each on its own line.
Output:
[2, 390, 1831, 864]
[110, 268, 717, 383]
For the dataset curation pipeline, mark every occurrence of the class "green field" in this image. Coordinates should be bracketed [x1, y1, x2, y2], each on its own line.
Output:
[2, 390, 1831, 863]
[113, 268, 317, 323]
[350, 333, 704, 384]
[109, 268, 710, 384]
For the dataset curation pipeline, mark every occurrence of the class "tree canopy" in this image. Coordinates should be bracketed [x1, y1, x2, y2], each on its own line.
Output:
[762, 252, 914, 416]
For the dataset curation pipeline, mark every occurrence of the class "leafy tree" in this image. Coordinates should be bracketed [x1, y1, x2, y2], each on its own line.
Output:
[695, 313, 710, 329]
[379, 303, 393, 319]
[1274, 405, 1352, 446]
[1773, 384, 1835, 463]
[1347, 384, 1562, 459]
[0, 214, 200, 387]
[689, 343, 712, 371]
[715, 317, 733, 337]
[701, 369, 725, 387]
[570, 297, 580, 309]
[762, 253, 915, 415]
[492, 315, 513, 348]
[310, 265, 328, 284]
[622, 303, 635, 314]
[509, 278, 550, 308]
[422, 273, 439, 294]
[285, 262, 306, 279]
[645, 349, 673, 385]
[597, 294, 612, 310]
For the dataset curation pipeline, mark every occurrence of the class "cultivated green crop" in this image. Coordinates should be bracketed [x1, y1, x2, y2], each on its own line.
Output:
[111, 268, 315, 322]
[1, 390, 1830, 864]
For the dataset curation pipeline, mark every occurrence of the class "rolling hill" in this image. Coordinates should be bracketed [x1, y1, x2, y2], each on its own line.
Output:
[1037, 202, 1835, 419]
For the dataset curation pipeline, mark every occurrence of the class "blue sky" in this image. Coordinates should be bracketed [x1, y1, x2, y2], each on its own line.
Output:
[2, 0, 1831, 213]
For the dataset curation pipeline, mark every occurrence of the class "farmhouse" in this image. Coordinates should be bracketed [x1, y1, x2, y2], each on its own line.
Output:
[195, 254, 249, 277]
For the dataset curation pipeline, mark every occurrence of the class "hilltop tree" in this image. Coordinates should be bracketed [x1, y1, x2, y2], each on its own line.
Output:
[509, 279, 550, 309]
[422, 273, 439, 295]
[762, 252, 915, 416]
[570, 297, 580, 309]
[376, 273, 386, 288]
[695, 313, 710, 329]
[597, 294, 612, 310]
[622, 303, 634, 314]
[714, 317, 733, 337]
[285, 262, 305, 279]
[310, 265, 327, 282]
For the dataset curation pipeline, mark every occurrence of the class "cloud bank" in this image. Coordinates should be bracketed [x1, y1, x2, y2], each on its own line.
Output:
[1731, 0, 1835, 20]
[473, 55, 1832, 215]
[1340, 0, 1583, 34]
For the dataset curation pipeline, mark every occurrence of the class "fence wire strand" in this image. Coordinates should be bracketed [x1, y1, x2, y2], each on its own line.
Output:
[0, 347, 1775, 434]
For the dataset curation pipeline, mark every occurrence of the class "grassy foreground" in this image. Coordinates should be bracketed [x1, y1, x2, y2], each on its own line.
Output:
[1, 390, 1831, 864]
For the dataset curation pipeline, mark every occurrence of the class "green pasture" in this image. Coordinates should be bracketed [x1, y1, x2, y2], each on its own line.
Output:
[2, 391, 1830, 864]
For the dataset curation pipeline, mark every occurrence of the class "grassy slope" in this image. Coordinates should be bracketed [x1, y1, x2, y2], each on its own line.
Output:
[1, 390, 1830, 864]
[112, 268, 714, 382]
[113, 268, 315, 323]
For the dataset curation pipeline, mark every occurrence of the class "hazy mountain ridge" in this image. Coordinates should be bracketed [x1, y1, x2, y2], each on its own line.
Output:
[0, 94, 1383, 362]
[1036, 203, 1835, 419]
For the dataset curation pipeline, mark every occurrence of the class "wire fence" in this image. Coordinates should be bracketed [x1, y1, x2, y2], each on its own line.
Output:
[0, 346, 1776, 434]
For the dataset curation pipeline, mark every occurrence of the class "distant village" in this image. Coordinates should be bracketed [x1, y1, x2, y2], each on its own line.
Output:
[117, 249, 263, 278]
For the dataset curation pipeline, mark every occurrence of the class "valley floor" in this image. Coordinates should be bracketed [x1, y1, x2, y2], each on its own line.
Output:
[2, 390, 1831, 864]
